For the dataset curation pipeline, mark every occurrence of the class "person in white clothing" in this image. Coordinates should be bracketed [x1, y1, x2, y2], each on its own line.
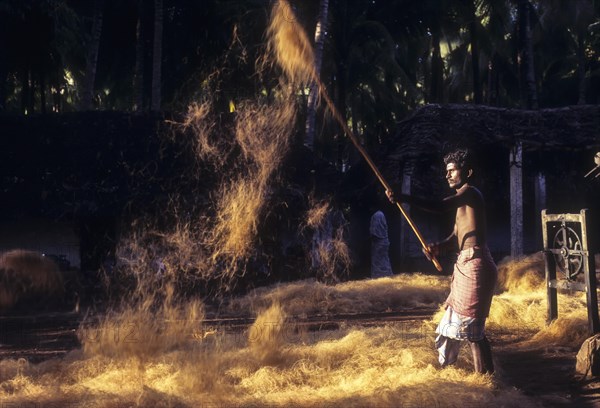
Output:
[369, 210, 393, 278]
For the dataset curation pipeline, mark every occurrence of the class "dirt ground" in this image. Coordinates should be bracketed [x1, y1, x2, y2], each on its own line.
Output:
[1, 310, 599, 407]
[494, 334, 600, 407]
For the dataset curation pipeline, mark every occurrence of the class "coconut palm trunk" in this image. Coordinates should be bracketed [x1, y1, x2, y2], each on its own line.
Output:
[468, 0, 482, 104]
[39, 69, 46, 113]
[0, 55, 6, 112]
[577, 33, 586, 105]
[429, 28, 444, 103]
[573, 0, 595, 105]
[304, 0, 330, 150]
[516, 0, 538, 109]
[80, 0, 105, 111]
[151, 0, 163, 112]
[133, 0, 145, 111]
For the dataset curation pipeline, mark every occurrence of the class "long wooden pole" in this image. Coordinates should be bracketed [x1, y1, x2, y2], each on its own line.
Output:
[314, 78, 443, 272]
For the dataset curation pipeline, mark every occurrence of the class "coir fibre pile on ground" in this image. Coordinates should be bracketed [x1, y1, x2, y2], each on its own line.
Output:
[0, 253, 593, 407]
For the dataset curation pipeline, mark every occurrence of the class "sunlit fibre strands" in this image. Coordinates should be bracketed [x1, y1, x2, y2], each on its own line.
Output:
[266, 0, 317, 85]
[0, 255, 589, 407]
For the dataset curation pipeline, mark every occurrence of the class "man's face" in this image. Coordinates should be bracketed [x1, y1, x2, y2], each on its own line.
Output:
[445, 162, 466, 189]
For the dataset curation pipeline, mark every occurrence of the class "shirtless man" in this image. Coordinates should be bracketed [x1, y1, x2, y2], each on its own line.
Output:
[387, 148, 497, 374]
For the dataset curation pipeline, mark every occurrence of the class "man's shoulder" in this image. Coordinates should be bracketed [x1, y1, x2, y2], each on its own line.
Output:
[459, 185, 484, 203]
[456, 184, 478, 194]
[464, 184, 482, 194]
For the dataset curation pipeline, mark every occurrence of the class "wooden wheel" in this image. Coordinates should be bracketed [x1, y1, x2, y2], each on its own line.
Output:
[552, 226, 583, 280]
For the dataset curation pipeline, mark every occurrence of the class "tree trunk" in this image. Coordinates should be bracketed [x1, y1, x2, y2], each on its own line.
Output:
[429, 28, 444, 103]
[133, 0, 145, 111]
[52, 69, 62, 112]
[304, 0, 330, 150]
[337, 64, 356, 165]
[336, 2, 355, 166]
[21, 68, 32, 114]
[28, 71, 35, 114]
[0, 54, 6, 112]
[486, 59, 493, 105]
[151, 0, 163, 112]
[517, 0, 538, 109]
[39, 69, 46, 114]
[469, 0, 482, 104]
[577, 32, 586, 105]
[80, 0, 105, 111]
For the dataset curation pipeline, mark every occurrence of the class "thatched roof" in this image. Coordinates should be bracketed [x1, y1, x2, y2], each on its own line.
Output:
[385, 104, 600, 175]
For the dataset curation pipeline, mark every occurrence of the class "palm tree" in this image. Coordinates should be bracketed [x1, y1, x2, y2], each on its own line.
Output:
[479, 0, 516, 106]
[516, 0, 538, 109]
[151, 0, 163, 112]
[441, 0, 516, 105]
[305, 0, 330, 151]
[0, 2, 9, 111]
[132, 0, 145, 111]
[80, 0, 105, 111]
[538, 0, 596, 105]
[325, 0, 413, 166]
[0, 0, 82, 113]
[466, 0, 482, 103]
[429, 23, 445, 103]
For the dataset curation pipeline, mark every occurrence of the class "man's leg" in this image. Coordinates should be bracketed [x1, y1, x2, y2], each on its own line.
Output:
[435, 307, 465, 367]
[469, 336, 494, 374]
[436, 334, 462, 367]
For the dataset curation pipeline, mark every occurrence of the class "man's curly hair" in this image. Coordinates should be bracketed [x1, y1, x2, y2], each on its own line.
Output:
[443, 148, 473, 170]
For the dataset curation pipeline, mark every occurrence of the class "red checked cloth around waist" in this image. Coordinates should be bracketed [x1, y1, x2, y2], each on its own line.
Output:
[445, 246, 497, 318]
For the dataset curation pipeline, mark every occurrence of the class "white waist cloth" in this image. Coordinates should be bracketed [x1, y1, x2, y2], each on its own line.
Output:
[434, 306, 486, 367]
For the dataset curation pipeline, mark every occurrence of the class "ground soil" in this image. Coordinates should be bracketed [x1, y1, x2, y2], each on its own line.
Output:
[1, 310, 599, 407]
[494, 335, 600, 407]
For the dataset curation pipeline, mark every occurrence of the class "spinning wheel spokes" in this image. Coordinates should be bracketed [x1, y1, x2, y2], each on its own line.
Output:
[552, 226, 583, 280]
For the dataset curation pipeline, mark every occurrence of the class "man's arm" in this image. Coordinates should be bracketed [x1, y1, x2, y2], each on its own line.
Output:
[386, 189, 471, 214]
[428, 226, 458, 257]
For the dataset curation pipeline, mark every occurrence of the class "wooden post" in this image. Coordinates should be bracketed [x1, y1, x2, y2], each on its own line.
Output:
[400, 170, 412, 259]
[510, 142, 523, 257]
[534, 172, 546, 250]
[581, 209, 600, 334]
[541, 209, 558, 324]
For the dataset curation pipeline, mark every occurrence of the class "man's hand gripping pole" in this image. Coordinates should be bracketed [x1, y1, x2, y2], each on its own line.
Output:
[392, 197, 443, 272]
[312, 77, 443, 272]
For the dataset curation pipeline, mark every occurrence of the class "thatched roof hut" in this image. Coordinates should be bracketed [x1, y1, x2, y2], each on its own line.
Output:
[385, 103, 600, 176]
[379, 104, 600, 270]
